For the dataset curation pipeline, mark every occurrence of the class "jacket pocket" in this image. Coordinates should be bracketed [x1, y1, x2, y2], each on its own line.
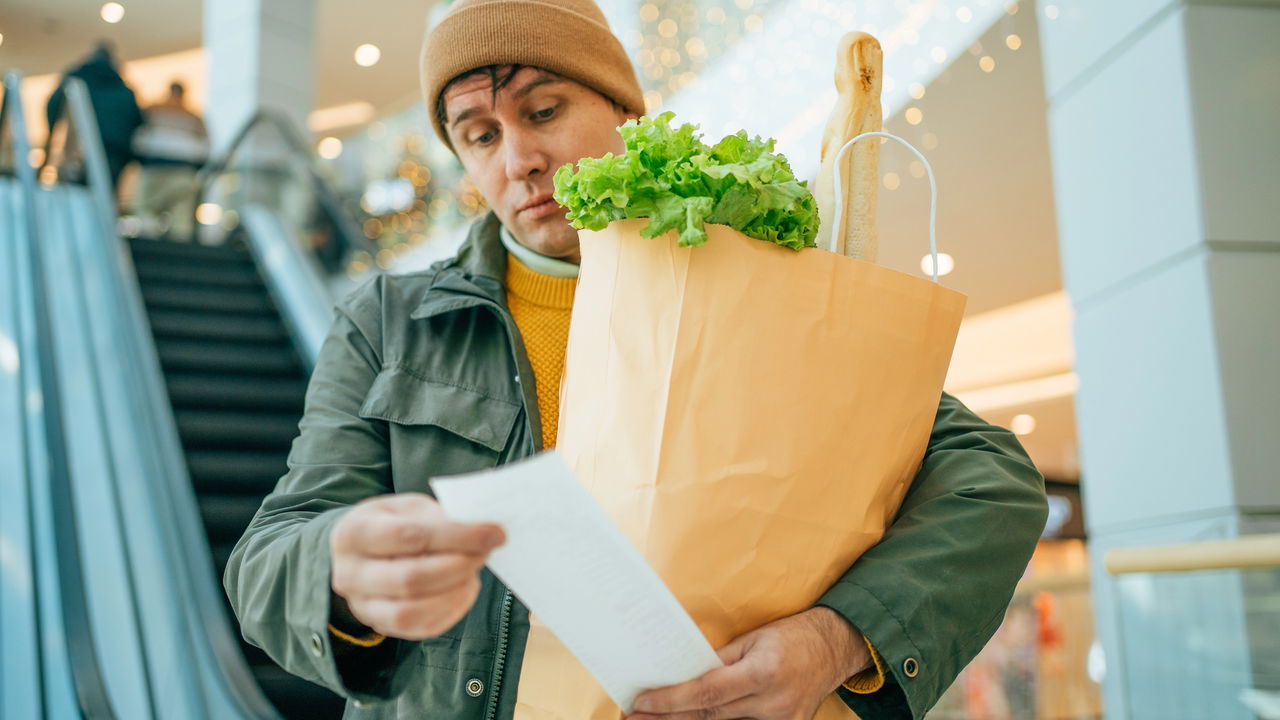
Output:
[357, 365, 521, 453]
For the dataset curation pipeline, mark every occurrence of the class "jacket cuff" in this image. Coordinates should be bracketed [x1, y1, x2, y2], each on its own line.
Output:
[295, 509, 418, 703]
[843, 636, 887, 694]
[816, 579, 923, 720]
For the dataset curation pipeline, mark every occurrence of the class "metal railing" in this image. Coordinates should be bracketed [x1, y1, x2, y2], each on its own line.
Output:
[1105, 533, 1280, 575]
[1104, 532, 1280, 720]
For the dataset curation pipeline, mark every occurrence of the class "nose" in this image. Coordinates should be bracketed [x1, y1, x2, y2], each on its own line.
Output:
[503, 125, 549, 183]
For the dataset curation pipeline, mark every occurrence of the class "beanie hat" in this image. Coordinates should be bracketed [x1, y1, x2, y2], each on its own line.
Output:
[420, 0, 646, 150]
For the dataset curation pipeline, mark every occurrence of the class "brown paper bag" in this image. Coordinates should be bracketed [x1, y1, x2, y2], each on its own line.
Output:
[514, 218, 966, 719]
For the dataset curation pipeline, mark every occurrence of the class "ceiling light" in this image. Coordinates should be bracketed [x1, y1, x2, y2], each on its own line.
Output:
[904, 107, 923, 125]
[1006, 34, 1023, 51]
[196, 203, 222, 225]
[100, 3, 125, 23]
[920, 252, 955, 277]
[318, 137, 343, 160]
[883, 173, 901, 191]
[308, 102, 375, 132]
[930, 46, 947, 64]
[956, 7, 973, 22]
[979, 56, 997, 73]
[909, 82, 925, 100]
[1011, 414, 1037, 435]
[1044, 4, 1060, 20]
[354, 43, 381, 67]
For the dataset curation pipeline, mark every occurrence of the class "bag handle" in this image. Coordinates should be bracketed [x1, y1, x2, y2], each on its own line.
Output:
[829, 132, 941, 283]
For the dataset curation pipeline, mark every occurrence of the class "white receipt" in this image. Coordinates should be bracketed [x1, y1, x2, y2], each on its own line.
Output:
[429, 451, 722, 712]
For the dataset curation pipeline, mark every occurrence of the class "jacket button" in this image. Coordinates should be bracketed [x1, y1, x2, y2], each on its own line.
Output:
[465, 678, 485, 697]
[310, 633, 324, 658]
[903, 657, 920, 678]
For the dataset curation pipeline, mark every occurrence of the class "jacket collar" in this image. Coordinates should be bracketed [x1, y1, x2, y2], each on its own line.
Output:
[411, 211, 508, 320]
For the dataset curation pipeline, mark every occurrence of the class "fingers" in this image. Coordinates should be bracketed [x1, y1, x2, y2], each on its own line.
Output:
[332, 552, 487, 601]
[332, 493, 505, 558]
[630, 663, 755, 716]
[349, 575, 482, 640]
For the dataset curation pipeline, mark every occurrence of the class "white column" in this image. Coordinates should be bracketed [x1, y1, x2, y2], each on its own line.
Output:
[1037, 1, 1280, 718]
[203, 0, 317, 153]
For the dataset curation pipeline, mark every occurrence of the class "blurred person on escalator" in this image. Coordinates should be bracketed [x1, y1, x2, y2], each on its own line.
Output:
[45, 41, 145, 193]
[132, 81, 209, 240]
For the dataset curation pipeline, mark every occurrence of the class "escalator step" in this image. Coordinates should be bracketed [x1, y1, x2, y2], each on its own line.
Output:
[187, 449, 289, 494]
[148, 310, 289, 344]
[142, 283, 275, 314]
[166, 373, 306, 412]
[133, 259, 265, 289]
[175, 409, 301, 450]
[157, 340, 301, 376]
[199, 493, 267, 545]
[129, 237, 251, 265]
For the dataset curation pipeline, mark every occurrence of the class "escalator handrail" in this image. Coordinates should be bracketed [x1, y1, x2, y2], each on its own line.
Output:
[4, 68, 120, 720]
[51, 76, 282, 719]
[197, 107, 373, 260]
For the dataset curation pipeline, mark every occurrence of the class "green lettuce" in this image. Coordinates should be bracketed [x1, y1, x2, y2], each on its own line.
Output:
[551, 112, 819, 250]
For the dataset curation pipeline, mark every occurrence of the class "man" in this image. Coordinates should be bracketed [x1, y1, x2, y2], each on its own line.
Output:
[131, 81, 209, 240]
[225, 1, 1048, 718]
[46, 41, 144, 191]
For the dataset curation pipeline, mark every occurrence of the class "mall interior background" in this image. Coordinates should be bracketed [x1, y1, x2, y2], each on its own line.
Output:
[1, 0, 1276, 718]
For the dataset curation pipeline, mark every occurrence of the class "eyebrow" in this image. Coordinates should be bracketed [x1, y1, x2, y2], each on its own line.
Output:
[449, 75, 568, 128]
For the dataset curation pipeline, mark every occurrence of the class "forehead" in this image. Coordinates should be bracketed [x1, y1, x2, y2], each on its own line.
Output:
[443, 67, 577, 122]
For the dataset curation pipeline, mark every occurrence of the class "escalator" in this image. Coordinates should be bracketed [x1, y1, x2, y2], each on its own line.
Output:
[126, 233, 345, 719]
[2, 69, 373, 719]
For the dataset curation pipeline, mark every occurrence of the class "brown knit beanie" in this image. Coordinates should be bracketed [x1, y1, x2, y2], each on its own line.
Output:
[421, 0, 646, 151]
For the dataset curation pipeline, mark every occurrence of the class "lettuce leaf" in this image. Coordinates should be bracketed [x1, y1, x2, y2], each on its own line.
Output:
[552, 112, 819, 250]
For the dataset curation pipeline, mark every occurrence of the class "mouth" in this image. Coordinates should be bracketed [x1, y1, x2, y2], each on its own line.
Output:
[518, 195, 557, 214]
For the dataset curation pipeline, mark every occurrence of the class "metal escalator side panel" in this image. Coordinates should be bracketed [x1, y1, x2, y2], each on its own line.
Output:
[0, 177, 45, 720]
[239, 204, 334, 370]
[41, 183, 157, 719]
[7, 69, 117, 720]
[54, 82, 283, 720]
[65, 185, 216, 719]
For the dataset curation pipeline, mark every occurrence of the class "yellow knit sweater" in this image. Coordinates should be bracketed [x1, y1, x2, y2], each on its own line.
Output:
[504, 253, 577, 449]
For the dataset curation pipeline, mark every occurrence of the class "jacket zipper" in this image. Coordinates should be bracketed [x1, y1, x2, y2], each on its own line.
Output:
[472, 297, 536, 720]
[485, 590, 514, 720]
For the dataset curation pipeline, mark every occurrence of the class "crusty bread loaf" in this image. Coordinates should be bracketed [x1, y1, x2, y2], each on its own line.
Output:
[814, 33, 883, 261]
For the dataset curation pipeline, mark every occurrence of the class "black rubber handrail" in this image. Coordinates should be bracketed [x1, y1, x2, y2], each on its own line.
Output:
[5, 68, 120, 720]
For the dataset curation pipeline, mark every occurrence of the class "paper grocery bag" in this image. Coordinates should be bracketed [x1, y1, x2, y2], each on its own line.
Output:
[514, 218, 966, 720]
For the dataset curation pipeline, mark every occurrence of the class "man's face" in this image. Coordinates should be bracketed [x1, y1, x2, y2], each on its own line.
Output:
[443, 67, 635, 264]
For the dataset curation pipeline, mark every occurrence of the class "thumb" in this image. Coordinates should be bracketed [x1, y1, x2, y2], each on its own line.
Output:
[715, 629, 757, 666]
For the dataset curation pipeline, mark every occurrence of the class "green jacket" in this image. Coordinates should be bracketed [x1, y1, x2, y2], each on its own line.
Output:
[224, 212, 1049, 720]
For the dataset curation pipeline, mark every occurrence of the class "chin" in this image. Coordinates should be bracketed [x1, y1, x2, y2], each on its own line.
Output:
[525, 225, 581, 261]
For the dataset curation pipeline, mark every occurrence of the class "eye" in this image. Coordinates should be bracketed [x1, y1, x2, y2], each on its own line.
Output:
[472, 129, 497, 146]
[534, 107, 556, 120]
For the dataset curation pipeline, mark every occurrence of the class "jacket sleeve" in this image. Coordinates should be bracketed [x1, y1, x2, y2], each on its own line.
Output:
[223, 277, 421, 703]
[816, 392, 1049, 719]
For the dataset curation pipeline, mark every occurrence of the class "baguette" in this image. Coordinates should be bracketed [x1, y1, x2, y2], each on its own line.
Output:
[814, 32, 883, 261]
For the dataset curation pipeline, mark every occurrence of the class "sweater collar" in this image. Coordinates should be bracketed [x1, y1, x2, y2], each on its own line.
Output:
[499, 223, 581, 279]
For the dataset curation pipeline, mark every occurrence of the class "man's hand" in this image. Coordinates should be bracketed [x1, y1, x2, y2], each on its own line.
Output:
[330, 493, 505, 641]
[627, 607, 870, 720]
